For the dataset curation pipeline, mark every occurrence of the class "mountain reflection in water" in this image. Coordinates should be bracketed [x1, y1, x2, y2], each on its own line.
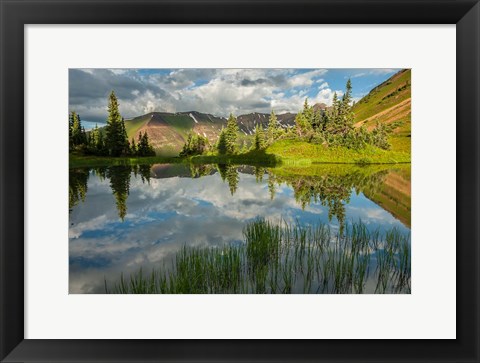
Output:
[69, 162, 410, 293]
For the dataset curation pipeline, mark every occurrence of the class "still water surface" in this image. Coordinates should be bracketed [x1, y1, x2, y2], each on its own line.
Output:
[69, 163, 411, 293]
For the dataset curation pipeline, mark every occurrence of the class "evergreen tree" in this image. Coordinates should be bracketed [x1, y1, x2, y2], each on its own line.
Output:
[240, 140, 248, 153]
[130, 137, 137, 155]
[329, 92, 340, 132]
[107, 165, 131, 221]
[70, 111, 84, 147]
[88, 124, 100, 153]
[338, 78, 355, 135]
[96, 129, 105, 155]
[254, 166, 265, 183]
[341, 79, 353, 112]
[68, 112, 74, 150]
[224, 113, 239, 154]
[137, 131, 143, 155]
[217, 128, 228, 155]
[302, 98, 314, 126]
[320, 111, 330, 132]
[81, 125, 87, 145]
[295, 98, 315, 138]
[105, 91, 128, 156]
[180, 133, 209, 157]
[312, 109, 322, 130]
[120, 117, 130, 155]
[225, 165, 239, 195]
[69, 169, 89, 210]
[253, 125, 265, 151]
[267, 173, 276, 200]
[267, 110, 278, 142]
[137, 131, 155, 156]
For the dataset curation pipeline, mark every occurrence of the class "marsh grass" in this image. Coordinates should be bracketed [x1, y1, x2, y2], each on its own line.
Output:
[108, 219, 410, 294]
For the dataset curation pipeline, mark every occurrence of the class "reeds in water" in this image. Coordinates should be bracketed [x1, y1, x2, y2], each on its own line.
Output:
[107, 219, 410, 294]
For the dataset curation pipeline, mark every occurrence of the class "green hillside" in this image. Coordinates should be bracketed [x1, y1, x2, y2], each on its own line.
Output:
[353, 69, 411, 137]
[125, 114, 150, 136]
[162, 114, 195, 138]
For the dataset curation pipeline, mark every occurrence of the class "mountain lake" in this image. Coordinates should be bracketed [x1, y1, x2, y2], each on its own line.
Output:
[69, 162, 411, 294]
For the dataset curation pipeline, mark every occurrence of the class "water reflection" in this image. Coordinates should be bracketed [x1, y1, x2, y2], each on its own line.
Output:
[69, 162, 410, 293]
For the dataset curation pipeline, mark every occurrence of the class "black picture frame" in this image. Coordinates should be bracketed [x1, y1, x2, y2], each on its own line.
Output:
[1, 0, 479, 362]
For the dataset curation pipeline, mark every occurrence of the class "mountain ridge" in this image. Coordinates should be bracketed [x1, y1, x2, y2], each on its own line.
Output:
[124, 110, 297, 155]
[121, 69, 411, 156]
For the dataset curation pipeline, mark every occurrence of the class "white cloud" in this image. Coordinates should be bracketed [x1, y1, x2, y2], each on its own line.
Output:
[318, 82, 329, 89]
[70, 68, 334, 120]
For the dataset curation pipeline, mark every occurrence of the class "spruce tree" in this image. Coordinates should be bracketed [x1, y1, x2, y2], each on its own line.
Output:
[329, 92, 340, 133]
[89, 124, 100, 153]
[120, 117, 130, 155]
[295, 111, 312, 138]
[332, 79, 355, 137]
[105, 91, 128, 156]
[312, 110, 322, 130]
[68, 112, 74, 150]
[97, 130, 105, 155]
[225, 113, 239, 154]
[216, 128, 228, 155]
[81, 125, 87, 145]
[253, 125, 265, 151]
[267, 110, 278, 142]
[137, 131, 155, 156]
[302, 98, 314, 125]
[70, 111, 84, 147]
[130, 137, 137, 155]
[180, 133, 194, 157]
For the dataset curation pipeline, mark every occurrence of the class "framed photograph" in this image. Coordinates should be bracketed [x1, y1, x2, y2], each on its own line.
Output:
[1, 0, 478, 362]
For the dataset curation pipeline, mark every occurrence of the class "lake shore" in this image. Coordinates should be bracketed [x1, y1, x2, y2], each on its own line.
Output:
[70, 137, 411, 168]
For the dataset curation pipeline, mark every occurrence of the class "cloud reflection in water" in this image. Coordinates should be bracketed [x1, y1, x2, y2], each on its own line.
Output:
[69, 164, 410, 293]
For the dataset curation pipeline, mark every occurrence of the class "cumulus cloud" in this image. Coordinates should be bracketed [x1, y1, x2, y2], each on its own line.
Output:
[69, 68, 397, 122]
[69, 68, 337, 122]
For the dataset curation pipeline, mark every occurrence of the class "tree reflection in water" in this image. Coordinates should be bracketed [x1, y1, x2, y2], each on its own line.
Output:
[69, 162, 404, 231]
[69, 164, 152, 220]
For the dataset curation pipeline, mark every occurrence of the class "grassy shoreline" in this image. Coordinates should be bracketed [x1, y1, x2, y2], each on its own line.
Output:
[70, 138, 411, 168]
[69, 154, 185, 168]
[267, 138, 410, 165]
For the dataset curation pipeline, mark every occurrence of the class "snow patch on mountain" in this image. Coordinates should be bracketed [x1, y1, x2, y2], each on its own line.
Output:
[189, 113, 199, 124]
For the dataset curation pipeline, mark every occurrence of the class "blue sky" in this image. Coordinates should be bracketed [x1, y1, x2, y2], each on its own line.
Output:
[69, 68, 400, 123]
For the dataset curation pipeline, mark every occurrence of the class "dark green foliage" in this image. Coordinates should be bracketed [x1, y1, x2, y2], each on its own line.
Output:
[136, 131, 156, 156]
[70, 164, 154, 219]
[86, 124, 107, 155]
[130, 137, 137, 155]
[180, 133, 209, 157]
[106, 165, 131, 221]
[266, 110, 280, 144]
[69, 168, 89, 210]
[216, 128, 228, 155]
[253, 125, 265, 151]
[70, 91, 155, 158]
[224, 113, 239, 154]
[69, 111, 87, 150]
[290, 80, 394, 150]
[217, 164, 239, 195]
[105, 91, 130, 156]
[189, 163, 214, 178]
[294, 100, 314, 138]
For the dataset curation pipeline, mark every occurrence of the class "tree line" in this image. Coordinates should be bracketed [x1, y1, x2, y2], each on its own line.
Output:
[69, 91, 155, 157]
[290, 79, 395, 150]
[180, 109, 282, 157]
[179, 79, 397, 158]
